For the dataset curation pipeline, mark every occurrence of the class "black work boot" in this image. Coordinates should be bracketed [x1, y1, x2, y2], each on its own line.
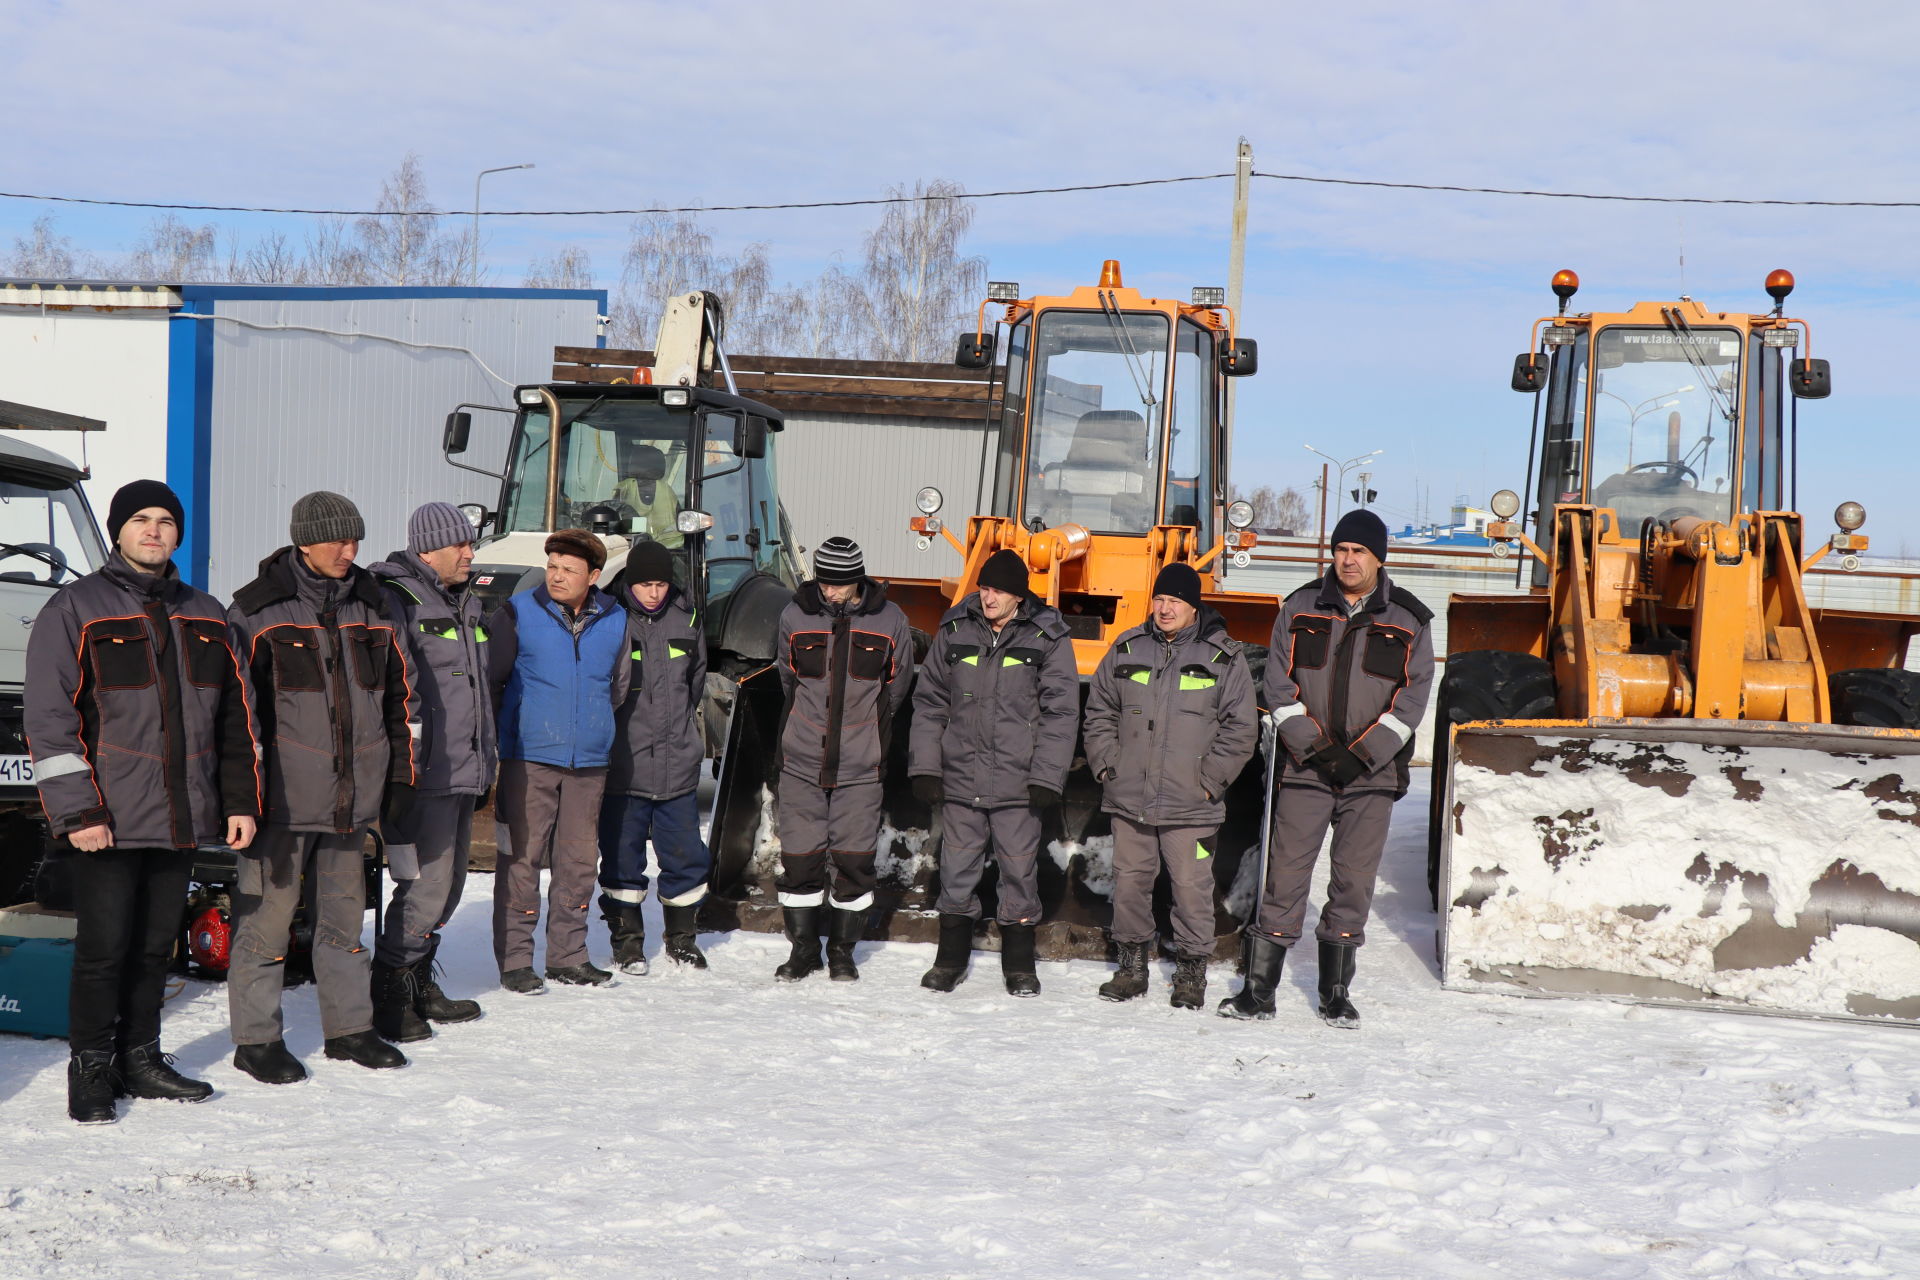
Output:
[1317, 939, 1360, 1029]
[1000, 922, 1040, 998]
[67, 1050, 119, 1124]
[1218, 933, 1287, 1021]
[661, 902, 708, 969]
[500, 967, 545, 995]
[414, 935, 482, 1023]
[324, 1030, 408, 1070]
[371, 961, 433, 1044]
[921, 914, 974, 992]
[1170, 954, 1209, 1010]
[232, 1040, 307, 1085]
[119, 1041, 213, 1102]
[545, 961, 616, 987]
[774, 906, 823, 982]
[826, 905, 868, 982]
[1097, 938, 1150, 1002]
[600, 895, 649, 976]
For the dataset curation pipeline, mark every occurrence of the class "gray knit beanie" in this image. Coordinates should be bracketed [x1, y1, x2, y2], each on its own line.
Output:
[408, 501, 472, 554]
[289, 491, 365, 546]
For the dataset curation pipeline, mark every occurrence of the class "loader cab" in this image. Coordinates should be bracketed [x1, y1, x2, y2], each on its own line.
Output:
[451, 382, 795, 621]
[986, 272, 1245, 547]
[1517, 274, 1815, 580]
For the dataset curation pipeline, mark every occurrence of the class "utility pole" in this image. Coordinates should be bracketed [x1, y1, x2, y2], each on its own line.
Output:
[1226, 137, 1253, 429]
[1315, 463, 1328, 571]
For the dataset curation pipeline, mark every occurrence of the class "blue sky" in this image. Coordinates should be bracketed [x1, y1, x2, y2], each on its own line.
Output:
[8, 0, 1918, 549]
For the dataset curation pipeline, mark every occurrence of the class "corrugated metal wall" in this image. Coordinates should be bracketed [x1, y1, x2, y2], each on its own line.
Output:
[777, 412, 997, 581]
[203, 294, 600, 599]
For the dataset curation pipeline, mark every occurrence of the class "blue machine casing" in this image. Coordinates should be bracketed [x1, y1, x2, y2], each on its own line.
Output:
[0, 935, 74, 1039]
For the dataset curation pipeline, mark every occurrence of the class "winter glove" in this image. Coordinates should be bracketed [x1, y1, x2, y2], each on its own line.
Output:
[1096, 767, 1117, 784]
[1277, 709, 1321, 762]
[1305, 738, 1367, 788]
[474, 786, 492, 811]
[1028, 784, 1061, 811]
[382, 781, 416, 830]
[912, 775, 944, 806]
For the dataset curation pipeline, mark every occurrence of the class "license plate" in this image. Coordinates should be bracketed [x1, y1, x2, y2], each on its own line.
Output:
[0, 756, 35, 784]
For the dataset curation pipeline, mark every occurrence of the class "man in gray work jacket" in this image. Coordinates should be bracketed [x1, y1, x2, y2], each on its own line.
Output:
[1221, 508, 1433, 1028]
[1083, 562, 1256, 1010]
[227, 491, 417, 1083]
[772, 537, 913, 984]
[26, 480, 259, 1123]
[367, 502, 494, 1042]
[909, 549, 1077, 997]
[598, 539, 712, 974]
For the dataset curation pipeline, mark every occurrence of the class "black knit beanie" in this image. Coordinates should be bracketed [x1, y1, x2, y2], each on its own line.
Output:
[976, 549, 1030, 598]
[1150, 562, 1203, 611]
[626, 539, 676, 584]
[1329, 509, 1389, 563]
[107, 480, 185, 545]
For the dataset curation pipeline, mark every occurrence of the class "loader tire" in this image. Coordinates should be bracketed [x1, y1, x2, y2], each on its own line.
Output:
[1830, 668, 1920, 730]
[1427, 650, 1557, 909]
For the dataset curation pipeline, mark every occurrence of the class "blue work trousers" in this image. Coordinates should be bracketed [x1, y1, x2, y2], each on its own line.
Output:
[597, 791, 711, 903]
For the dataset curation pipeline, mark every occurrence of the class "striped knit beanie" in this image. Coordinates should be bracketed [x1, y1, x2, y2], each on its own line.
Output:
[811, 536, 865, 585]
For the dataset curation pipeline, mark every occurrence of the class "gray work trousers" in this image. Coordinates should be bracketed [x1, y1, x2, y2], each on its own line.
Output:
[775, 772, 880, 910]
[936, 802, 1042, 924]
[1254, 786, 1397, 945]
[1109, 815, 1217, 958]
[376, 792, 476, 968]
[495, 760, 605, 972]
[228, 827, 373, 1046]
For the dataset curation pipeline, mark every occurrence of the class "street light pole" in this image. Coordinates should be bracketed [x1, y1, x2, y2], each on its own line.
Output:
[471, 163, 535, 286]
[1226, 137, 1252, 429]
[1304, 443, 1385, 539]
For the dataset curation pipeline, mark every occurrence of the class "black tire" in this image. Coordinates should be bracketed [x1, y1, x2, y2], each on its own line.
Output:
[1427, 650, 1557, 909]
[1830, 667, 1920, 730]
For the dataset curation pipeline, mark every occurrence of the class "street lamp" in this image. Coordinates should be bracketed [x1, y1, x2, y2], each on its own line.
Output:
[1304, 443, 1385, 510]
[471, 163, 536, 286]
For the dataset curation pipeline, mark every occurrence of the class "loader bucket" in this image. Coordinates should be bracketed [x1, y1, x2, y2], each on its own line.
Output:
[1437, 718, 1920, 1024]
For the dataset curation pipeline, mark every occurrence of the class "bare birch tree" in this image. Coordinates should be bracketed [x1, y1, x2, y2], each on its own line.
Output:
[844, 180, 985, 362]
[525, 246, 595, 291]
[354, 154, 467, 285]
[5, 217, 80, 278]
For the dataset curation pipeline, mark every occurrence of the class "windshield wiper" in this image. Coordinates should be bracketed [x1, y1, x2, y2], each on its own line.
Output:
[1097, 290, 1160, 421]
[1660, 308, 1736, 470]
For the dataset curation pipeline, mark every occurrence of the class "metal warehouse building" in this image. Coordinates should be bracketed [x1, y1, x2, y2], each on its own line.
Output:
[0, 280, 604, 598]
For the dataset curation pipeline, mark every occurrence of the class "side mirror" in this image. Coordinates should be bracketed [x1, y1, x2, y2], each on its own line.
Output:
[1511, 353, 1550, 393]
[733, 414, 769, 459]
[955, 331, 996, 369]
[1221, 339, 1258, 378]
[456, 502, 490, 534]
[443, 411, 473, 455]
[1789, 357, 1831, 399]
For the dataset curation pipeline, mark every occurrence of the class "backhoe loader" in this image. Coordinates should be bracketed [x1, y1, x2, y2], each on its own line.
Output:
[1432, 269, 1920, 1023]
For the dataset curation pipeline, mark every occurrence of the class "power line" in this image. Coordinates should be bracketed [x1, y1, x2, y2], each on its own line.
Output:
[1254, 171, 1920, 208]
[0, 174, 1233, 218]
[2, 168, 1919, 219]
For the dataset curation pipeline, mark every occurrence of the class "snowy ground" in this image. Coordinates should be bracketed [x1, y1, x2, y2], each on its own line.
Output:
[6, 771, 1920, 1279]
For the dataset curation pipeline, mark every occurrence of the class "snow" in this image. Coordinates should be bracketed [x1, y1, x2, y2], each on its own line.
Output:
[6, 770, 1920, 1278]
[1445, 734, 1920, 1017]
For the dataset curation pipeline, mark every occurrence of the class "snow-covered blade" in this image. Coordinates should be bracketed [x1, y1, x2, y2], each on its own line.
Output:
[1439, 719, 1920, 1024]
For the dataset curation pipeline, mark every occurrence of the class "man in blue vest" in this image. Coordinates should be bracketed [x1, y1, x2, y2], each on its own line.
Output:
[486, 529, 630, 994]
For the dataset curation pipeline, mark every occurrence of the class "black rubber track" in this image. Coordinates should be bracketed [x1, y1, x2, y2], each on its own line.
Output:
[1426, 650, 1557, 909]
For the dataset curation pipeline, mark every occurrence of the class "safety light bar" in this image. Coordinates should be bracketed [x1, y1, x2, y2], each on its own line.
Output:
[987, 281, 1021, 302]
[1192, 286, 1227, 308]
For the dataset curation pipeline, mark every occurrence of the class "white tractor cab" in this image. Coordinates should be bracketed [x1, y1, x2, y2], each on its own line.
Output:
[0, 430, 107, 907]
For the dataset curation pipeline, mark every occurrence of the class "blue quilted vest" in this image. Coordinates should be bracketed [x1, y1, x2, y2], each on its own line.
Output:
[498, 586, 626, 768]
